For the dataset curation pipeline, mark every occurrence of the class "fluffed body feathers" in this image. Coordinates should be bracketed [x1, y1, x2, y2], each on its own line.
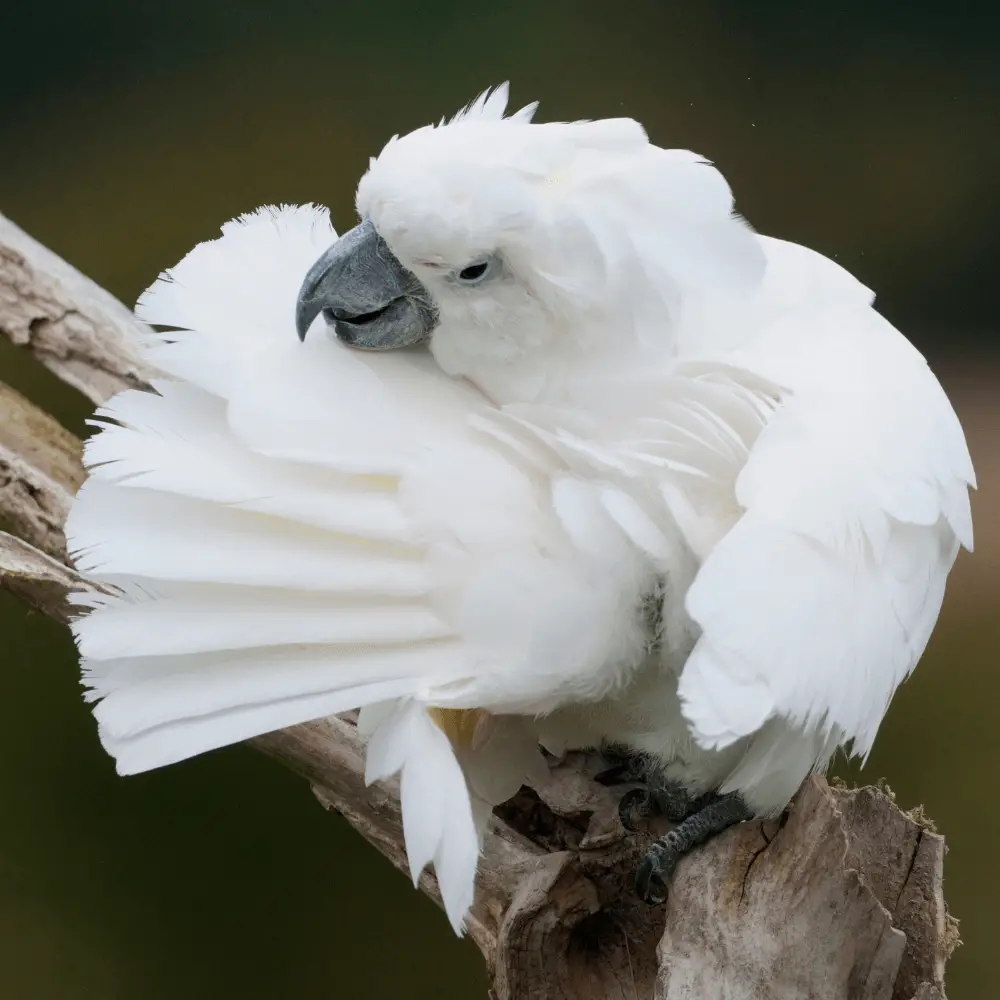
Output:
[67, 85, 974, 933]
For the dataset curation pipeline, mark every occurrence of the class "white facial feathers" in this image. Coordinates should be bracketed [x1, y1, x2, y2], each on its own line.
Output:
[355, 86, 766, 398]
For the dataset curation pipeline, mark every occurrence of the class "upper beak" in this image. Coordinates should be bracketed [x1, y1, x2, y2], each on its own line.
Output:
[295, 218, 437, 350]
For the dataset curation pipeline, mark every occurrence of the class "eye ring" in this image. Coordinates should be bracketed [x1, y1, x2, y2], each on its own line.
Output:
[455, 257, 496, 284]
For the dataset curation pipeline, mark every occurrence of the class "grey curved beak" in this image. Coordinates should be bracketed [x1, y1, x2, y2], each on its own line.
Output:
[295, 219, 438, 350]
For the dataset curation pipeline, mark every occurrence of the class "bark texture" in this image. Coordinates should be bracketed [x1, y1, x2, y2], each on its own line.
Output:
[0, 209, 959, 1000]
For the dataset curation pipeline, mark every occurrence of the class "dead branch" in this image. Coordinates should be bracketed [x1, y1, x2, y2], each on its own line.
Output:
[0, 208, 958, 1000]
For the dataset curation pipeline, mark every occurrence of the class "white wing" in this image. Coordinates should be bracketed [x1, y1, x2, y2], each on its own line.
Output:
[488, 234, 973, 787]
[67, 205, 656, 930]
[675, 238, 974, 759]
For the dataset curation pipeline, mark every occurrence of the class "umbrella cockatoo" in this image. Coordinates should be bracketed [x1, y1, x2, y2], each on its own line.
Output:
[67, 85, 974, 933]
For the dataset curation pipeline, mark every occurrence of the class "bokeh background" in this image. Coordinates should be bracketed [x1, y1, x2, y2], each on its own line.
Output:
[1, 2, 998, 997]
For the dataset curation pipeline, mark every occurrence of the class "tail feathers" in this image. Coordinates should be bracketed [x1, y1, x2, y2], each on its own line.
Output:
[364, 701, 479, 934]
[360, 702, 550, 934]
[101, 683, 406, 776]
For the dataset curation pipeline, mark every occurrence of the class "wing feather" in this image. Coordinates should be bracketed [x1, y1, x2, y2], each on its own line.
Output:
[674, 241, 974, 760]
[492, 235, 973, 784]
[69, 203, 658, 935]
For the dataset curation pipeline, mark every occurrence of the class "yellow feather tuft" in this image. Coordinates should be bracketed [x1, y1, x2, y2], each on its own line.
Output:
[427, 707, 493, 750]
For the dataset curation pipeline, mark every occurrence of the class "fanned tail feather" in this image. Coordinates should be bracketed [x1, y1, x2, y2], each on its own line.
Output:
[67, 203, 593, 937]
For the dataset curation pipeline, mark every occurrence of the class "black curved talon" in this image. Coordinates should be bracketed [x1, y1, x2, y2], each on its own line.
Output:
[633, 792, 754, 906]
[615, 777, 709, 826]
[597, 747, 756, 903]
[636, 848, 671, 905]
[618, 787, 653, 831]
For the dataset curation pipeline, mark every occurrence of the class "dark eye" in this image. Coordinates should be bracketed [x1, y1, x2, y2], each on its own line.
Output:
[458, 261, 490, 282]
[453, 255, 500, 286]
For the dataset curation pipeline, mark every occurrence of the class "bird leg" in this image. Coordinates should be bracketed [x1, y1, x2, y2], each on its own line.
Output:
[635, 792, 753, 904]
[617, 779, 721, 828]
[595, 744, 754, 905]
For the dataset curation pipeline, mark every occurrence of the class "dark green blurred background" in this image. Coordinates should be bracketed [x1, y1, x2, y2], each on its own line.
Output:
[1, 2, 997, 997]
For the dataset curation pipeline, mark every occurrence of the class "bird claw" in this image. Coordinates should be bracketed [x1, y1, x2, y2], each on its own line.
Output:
[620, 778, 704, 825]
[599, 748, 754, 904]
[631, 792, 753, 905]
[636, 851, 670, 905]
[617, 787, 652, 831]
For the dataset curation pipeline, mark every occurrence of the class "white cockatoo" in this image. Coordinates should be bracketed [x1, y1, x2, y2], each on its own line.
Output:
[67, 84, 974, 934]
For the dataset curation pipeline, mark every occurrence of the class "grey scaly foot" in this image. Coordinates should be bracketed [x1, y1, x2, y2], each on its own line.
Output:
[617, 779, 718, 829]
[595, 745, 711, 827]
[635, 792, 754, 904]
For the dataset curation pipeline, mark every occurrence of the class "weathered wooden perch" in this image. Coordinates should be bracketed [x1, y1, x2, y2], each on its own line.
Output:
[0, 209, 959, 1000]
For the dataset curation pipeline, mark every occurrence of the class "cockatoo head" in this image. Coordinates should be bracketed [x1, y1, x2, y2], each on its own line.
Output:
[296, 84, 765, 399]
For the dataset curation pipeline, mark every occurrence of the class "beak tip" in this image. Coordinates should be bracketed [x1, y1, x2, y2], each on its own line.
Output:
[295, 299, 320, 343]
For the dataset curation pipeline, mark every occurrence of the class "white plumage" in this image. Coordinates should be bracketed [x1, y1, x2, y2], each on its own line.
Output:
[67, 203, 654, 932]
[67, 84, 974, 934]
